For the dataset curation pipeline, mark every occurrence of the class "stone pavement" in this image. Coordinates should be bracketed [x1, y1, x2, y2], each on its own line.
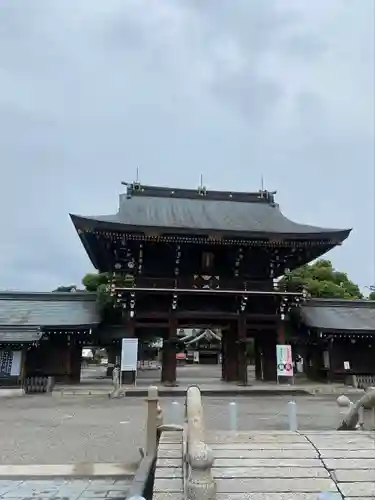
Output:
[49, 364, 364, 398]
[0, 389, 24, 398]
[53, 381, 364, 398]
[155, 430, 375, 499]
[0, 479, 131, 500]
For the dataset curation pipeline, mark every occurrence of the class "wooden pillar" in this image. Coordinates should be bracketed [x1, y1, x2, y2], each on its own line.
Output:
[65, 338, 82, 384]
[224, 323, 238, 382]
[263, 331, 277, 381]
[237, 316, 248, 385]
[277, 321, 286, 344]
[70, 342, 82, 384]
[106, 346, 120, 377]
[254, 336, 262, 381]
[161, 317, 177, 386]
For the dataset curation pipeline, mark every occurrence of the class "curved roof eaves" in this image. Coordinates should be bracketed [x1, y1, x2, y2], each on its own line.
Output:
[70, 197, 351, 241]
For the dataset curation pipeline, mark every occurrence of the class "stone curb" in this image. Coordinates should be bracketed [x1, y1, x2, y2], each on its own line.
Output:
[0, 464, 136, 479]
[0, 388, 25, 398]
[54, 388, 312, 397]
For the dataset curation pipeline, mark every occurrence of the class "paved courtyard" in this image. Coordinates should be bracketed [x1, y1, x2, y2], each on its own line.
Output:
[156, 430, 375, 499]
[0, 479, 131, 500]
[0, 392, 363, 466]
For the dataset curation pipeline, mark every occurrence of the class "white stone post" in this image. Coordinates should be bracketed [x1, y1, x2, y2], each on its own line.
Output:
[171, 400, 181, 424]
[186, 386, 216, 500]
[228, 402, 238, 431]
[287, 401, 298, 431]
[146, 385, 159, 456]
[112, 366, 120, 391]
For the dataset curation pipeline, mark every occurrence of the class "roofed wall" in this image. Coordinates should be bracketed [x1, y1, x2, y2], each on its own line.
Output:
[0, 292, 100, 328]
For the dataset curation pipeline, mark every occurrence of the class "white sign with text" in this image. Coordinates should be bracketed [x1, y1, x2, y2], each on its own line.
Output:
[121, 338, 138, 372]
[276, 344, 293, 378]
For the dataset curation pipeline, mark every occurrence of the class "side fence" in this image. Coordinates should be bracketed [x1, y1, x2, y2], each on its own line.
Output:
[125, 386, 183, 500]
[184, 386, 216, 500]
[126, 385, 216, 500]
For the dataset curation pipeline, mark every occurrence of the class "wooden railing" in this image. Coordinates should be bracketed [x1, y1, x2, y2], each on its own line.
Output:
[126, 386, 183, 500]
[125, 386, 164, 500]
[125, 385, 216, 500]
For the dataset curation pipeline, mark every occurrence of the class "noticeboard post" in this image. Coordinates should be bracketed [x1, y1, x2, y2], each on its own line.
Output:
[121, 338, 139, 385]
[276, 344, 294, 384]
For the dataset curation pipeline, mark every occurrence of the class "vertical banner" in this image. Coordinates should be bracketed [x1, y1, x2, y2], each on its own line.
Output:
[276, 344, 293, 377]
[0, 350, 22, 377]
[121, 338, 138, 372]
[10, 351, 22, 376]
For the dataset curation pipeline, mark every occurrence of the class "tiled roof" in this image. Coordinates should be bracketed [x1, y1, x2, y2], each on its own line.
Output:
[0, 292, 100, 328]
[0, 326, 42, 343]
[301, 299, 375, 332]
[71, 184, 350, 240]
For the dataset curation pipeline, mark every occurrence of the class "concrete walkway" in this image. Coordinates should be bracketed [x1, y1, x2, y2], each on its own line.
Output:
[0, 464, 136, 480]
[155, 430, 375, 499]
[0, 479, 131, 500]
[49, 365, 364, 398]
[0, 388, 24, 398]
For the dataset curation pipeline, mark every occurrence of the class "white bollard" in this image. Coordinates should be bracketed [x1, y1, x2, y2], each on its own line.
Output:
[358, 406, 365, 429]
[171, 401, 180, 423]
[371, 408, 375, 429]
[229, 401, 238, 431]
[336, 395, 351, 408]
[287, 401, 298, 431]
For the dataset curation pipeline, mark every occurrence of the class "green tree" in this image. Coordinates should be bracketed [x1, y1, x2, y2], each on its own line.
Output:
[82, 272, 114, 310]
[81, 272, 135, 318]
[369, 289, 375, 301]
[280, 259, 363, 299]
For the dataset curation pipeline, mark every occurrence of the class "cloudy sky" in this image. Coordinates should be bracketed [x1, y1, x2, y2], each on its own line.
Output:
[0, 0, 374, 292]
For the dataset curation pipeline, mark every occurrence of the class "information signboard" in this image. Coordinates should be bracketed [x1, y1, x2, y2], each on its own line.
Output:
[0, 350, 22, 377]
[10, 351, 22, 376]
[121, 338, 138, 372]
[276, 344, 293, 378]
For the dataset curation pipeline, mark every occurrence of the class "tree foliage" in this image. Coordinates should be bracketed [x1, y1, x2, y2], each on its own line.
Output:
[82, 272, 114, 310]
[53, 285, 80, 292]
[81, 272, 135, 320]
[369, 290, 375, 301]
[280, 259, 363, 299]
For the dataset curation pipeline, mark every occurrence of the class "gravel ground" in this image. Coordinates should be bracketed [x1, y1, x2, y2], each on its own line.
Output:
[0, 393, 364, 466]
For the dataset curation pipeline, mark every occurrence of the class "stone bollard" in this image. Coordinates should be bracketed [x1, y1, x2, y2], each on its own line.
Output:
[358, 406, 365, 429]
[156, 399, 164, 428]
[46, 376, 55, 393]
[146, 386, 159, 457]
[187, 441, 216, 500]
[171, 401, 180, 424]
[336, 394, 351, 417]
[371, 407, 375, 430]
[112, 366, 120, 391]
[336, 395, 351, 407]
[287, 401, 298, 431]
[228, 402, 238, 431]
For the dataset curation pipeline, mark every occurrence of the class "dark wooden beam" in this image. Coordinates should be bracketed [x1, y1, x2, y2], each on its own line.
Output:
[134, 311, 279, 320]
[117, 286, 304, 297]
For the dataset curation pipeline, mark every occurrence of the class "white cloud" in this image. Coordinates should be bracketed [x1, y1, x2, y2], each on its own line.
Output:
[0, 0, 373, 290]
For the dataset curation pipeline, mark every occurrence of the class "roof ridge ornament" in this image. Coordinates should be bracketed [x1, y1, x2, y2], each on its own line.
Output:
[198, 174, 207, 196]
